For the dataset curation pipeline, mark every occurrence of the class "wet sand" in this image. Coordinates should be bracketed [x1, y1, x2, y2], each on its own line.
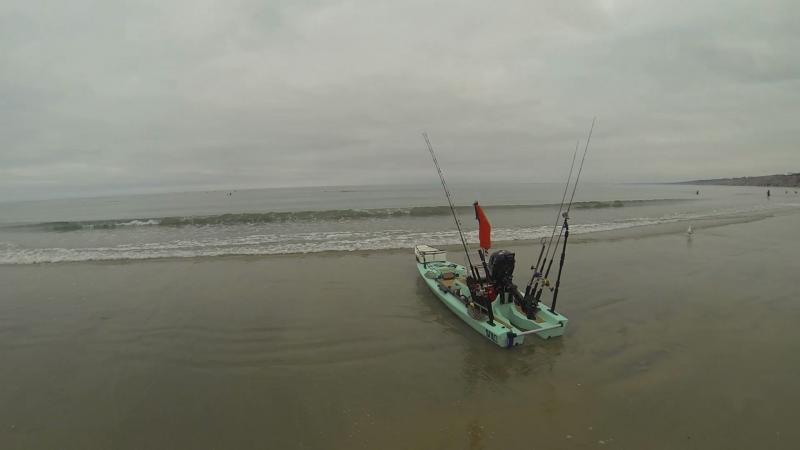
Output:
[2, 211, 800, 449]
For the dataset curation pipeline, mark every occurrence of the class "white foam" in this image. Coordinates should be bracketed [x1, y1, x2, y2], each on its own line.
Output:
[117, 219, 161, 227]
[2, 203, 797, 264]
[0, 222, 652, 264]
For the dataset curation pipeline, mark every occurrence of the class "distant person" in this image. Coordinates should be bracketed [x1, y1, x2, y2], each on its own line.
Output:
[696, 190, 700, 195]
[767, 189, 771, 198]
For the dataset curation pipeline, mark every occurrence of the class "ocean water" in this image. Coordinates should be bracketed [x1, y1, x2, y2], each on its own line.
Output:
[0, 183, 797, 264]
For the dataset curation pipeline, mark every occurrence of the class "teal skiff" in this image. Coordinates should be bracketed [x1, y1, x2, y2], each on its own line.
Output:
[415, 245, 567, 348]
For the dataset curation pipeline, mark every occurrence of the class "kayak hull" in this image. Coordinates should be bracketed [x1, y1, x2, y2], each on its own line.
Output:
[415, 246, 568, 348]
[417, 259, 524, 348]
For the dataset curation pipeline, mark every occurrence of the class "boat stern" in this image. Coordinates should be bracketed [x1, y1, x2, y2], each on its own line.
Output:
[503, 301, 568, 340]
[535, 308, 568, 339]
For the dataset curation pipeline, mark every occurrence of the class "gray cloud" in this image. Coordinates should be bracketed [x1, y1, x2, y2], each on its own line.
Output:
[1, 0, 798, 200]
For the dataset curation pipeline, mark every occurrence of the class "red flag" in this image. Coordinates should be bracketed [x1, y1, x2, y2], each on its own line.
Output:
[473, 201, 491, 250]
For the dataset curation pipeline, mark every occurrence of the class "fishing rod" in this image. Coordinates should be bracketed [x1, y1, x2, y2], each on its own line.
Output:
[520, 236, 547, 316]
[544, 120, 595, 269]
[524, 140, 580, 304]
[524, 237, 547, 297]
[566, 117, 596, 215]
[549, 213, 570, 313]
[534, 117, 596, 309]
[423, 132, 477, 279]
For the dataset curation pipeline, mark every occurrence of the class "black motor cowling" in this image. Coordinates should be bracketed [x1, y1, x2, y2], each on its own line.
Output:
[488, 250, 515, 286]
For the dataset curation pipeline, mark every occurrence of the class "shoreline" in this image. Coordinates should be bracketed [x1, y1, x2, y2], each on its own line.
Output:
[3, 204, 800, 449]
[3, 208, 794, 267]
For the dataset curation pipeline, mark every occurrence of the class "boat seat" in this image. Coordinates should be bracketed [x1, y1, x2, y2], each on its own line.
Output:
[437, 278, 456, 288]
[436, 280, 468, 303]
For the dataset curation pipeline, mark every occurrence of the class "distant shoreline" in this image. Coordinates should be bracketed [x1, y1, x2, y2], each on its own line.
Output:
[674, 172, 800, 187]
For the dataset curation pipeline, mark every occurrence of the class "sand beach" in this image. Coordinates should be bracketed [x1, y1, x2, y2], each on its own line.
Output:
[2, 209, 799, 449]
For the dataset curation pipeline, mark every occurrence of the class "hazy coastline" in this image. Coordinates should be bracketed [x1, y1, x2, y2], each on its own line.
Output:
[677, 172, 800, 188]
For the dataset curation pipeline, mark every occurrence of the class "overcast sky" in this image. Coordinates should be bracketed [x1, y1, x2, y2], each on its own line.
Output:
[1, 0, 798, 200]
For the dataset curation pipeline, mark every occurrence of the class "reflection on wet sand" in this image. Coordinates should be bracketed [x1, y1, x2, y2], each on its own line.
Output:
[1, 211, 799, 449]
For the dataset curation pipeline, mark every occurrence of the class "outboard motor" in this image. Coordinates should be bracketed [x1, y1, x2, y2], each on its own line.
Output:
[488, 250, 516, 287]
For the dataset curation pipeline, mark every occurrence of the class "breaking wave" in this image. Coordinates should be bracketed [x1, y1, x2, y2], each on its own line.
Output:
[2, 200, 798, 264]
[0, 223, 624, 264]
[0, 207, 768, 266]
[7, 198, 691, 232]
